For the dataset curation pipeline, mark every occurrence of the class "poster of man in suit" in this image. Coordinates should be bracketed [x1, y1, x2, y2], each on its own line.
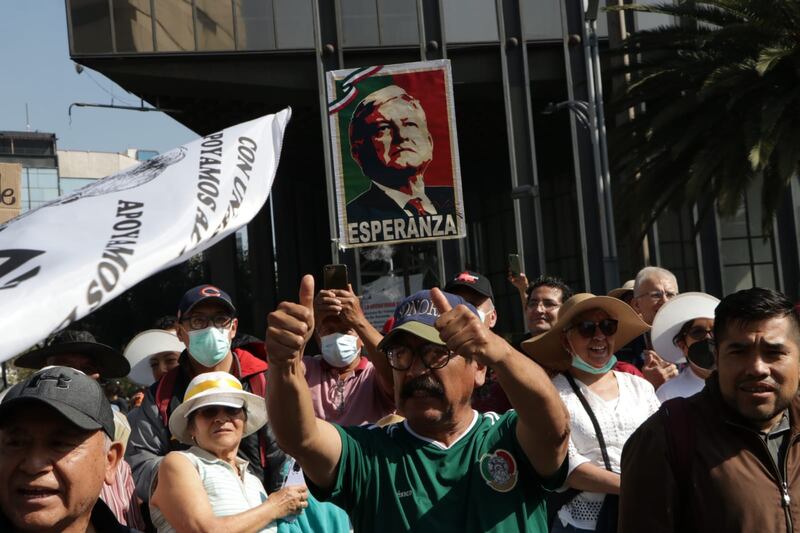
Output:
[326, 60, 465, 247]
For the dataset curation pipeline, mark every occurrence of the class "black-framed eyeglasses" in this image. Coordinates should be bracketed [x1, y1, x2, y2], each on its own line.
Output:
[180, 315, 235, 330]
[567, 319, 619, 338]
[686, 326, 714, 341]
[384, 343, 455, 371]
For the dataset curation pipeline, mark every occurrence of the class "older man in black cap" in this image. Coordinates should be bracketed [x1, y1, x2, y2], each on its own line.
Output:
[0, 366, 132, 532]
[13, 330, 142, 529]
[126, 284, 286, 506]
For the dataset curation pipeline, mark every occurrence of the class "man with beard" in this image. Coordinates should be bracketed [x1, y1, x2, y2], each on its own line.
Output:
[620, 288, 800, 532]
[265, 277, 569, 532]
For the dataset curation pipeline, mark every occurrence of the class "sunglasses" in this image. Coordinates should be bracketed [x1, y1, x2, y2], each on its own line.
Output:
[568, 319, 619, 338]
[686, 326, 714, 341]
[195, 405, 243, 419]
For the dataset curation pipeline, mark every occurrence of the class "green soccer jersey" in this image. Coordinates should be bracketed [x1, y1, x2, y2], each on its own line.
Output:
[309, 410, 567, 532]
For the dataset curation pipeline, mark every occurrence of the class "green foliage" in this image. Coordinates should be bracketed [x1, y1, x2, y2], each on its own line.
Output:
[607, 0, 800, 235]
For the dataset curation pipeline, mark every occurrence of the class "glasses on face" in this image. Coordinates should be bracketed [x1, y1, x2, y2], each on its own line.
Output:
[638, 290, 678, 301]
[527, 298, 560, 311]
[180, 315, 234, 330]
[196, 405, 243, 419]
[567, 319, 619, 338]
[384, 343, 455, 371]
[686, 326, 714, 341]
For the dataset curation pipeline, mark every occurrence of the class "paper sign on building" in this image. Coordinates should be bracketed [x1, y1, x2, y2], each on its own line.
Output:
[0, 163, 22, 225]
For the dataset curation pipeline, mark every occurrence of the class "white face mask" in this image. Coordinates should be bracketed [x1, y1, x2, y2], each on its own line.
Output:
[320, 333, 361, 368]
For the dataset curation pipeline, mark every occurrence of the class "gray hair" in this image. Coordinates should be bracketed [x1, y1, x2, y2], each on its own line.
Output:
[633, 266, 678, 296]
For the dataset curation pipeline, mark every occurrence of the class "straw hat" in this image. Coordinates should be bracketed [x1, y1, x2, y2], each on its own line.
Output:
[607, 279, 635, 300]
[169, 372, 267, 445]
[521, 293, 650, 372]
[124, 329, 186, 386]
[651, 292, 719, 364]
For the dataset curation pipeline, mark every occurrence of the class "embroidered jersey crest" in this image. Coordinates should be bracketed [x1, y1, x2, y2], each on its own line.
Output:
[479, 449, 518, 492]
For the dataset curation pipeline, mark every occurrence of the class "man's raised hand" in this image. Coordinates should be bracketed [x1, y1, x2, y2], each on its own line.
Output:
[430, 287, 509, 367]
[266, 275, 316, 366]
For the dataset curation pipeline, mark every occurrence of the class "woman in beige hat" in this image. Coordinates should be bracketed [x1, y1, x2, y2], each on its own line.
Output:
[522, 294, 660, 533]
[149, 372, 308, 532]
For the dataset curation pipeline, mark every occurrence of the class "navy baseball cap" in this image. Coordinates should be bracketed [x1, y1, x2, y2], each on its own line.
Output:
[445, 270, 494, 302]
[378, 290, 480, 349]
[178, 285, 236, 317]
[0, 366, 115, 439]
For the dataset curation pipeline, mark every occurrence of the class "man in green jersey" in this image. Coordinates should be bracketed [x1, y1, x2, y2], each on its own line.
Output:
[266, 276, 570, 532]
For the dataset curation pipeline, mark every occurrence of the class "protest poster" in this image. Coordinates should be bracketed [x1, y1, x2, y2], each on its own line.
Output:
[0, 110, 291, 363]
[360, 273, 424, 330]
[326, 60, 465, 247]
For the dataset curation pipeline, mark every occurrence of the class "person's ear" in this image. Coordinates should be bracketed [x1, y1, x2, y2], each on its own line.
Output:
[677, 338, 688, 355]
[473, 361, 487, 388]
[229, 318, 238, 341]
[176, 320, 189, 347]
[487, 310, 498, 329]
[104, 441, 124, 485]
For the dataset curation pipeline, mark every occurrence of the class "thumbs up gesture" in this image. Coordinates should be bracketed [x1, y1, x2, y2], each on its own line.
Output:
[266, 274, 316, 366]
[431, 287, 509, 367]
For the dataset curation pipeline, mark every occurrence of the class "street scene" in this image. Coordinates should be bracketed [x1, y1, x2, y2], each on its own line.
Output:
[1, 1, 799, 532]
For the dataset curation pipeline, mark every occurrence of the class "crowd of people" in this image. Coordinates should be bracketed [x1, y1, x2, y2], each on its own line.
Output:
[1, 264, 798, 533]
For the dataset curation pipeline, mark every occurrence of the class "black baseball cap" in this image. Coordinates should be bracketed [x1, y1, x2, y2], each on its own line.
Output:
[444, 271, 494, 302]
[178, 284, 236, 317]
[15, 330, 130, 378]
[0, 366, 115, 438]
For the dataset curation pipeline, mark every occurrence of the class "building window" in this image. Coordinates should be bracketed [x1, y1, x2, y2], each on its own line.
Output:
[234, 0, 277, 50]
[112, 0, 155, 53]
[655, 206, 701, 292]
[196, 0, 235, 50]
[442, 0, 499, 44]
[69, 0, 113, 54]
[154, 0, 195, 52]
[21, 168, 59, 212]
[719, 181, 780, 293]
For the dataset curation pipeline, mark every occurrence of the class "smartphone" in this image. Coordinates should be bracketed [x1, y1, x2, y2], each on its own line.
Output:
[323, 264, 348, 290]
[508, 254, 522, 277]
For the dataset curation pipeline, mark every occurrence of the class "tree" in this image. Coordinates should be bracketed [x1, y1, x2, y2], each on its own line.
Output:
[607, 0, 800, 235]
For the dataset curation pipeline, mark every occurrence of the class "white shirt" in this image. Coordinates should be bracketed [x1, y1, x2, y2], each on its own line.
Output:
[374, 180, 438, 215]
[150, 446, 276, 533]
[656, 366, 706, 402]
[553, 371, 661, 530]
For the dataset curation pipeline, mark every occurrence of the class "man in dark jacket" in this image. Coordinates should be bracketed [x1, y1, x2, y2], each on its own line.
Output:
[126, 284, 286, 503]
[620, 287, 800, 533]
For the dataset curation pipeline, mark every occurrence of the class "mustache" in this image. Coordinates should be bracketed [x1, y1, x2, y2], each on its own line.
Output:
[736, 377, 779, 390]
[400, 374, 444, 400]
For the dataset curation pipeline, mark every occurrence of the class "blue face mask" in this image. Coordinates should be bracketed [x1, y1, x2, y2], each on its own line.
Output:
[187, 327, 231, 367]
[571, 353, 617, 375]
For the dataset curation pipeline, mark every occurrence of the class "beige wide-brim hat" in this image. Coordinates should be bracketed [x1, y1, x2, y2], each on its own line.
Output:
[651, 292, 720, 364]
[124, 329, 186, 386]
[169, 371, 267, 445]
[607, 279, 635, 300]
[521, 293, 650, 372]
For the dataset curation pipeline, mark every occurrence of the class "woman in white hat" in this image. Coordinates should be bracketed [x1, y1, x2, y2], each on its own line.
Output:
[651, 292, 719, 403]
[522, 294, 660, 533]
[123, 329, 185, 386]
[149, 372, 308, 533]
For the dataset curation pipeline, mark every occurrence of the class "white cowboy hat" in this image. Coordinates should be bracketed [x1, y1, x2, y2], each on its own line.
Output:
[651, 292, 720, 364]
[168, 371, 267, 445]
[521, 293, 650, 372]
[124, 329, 186, 386]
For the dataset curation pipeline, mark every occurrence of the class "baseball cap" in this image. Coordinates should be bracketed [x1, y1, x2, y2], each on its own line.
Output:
[0, 366, 115, 438]
[378, 290, 479, 349]
[14, 329, 130, 378]
[178, 284, 236, 317]
[444, 271, 494, 302]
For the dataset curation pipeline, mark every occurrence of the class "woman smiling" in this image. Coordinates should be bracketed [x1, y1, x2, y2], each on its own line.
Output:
[523, 294, 658, 533]
[150, 372, 308, 533]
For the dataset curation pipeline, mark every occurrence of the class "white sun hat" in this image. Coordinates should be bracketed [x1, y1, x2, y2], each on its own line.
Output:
[124, 329, 186, 386]
[168, 371, 267, 445]
[651, 292, 720, 364]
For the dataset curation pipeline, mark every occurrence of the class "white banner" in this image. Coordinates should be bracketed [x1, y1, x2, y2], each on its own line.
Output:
[0, 110, 291, 363]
